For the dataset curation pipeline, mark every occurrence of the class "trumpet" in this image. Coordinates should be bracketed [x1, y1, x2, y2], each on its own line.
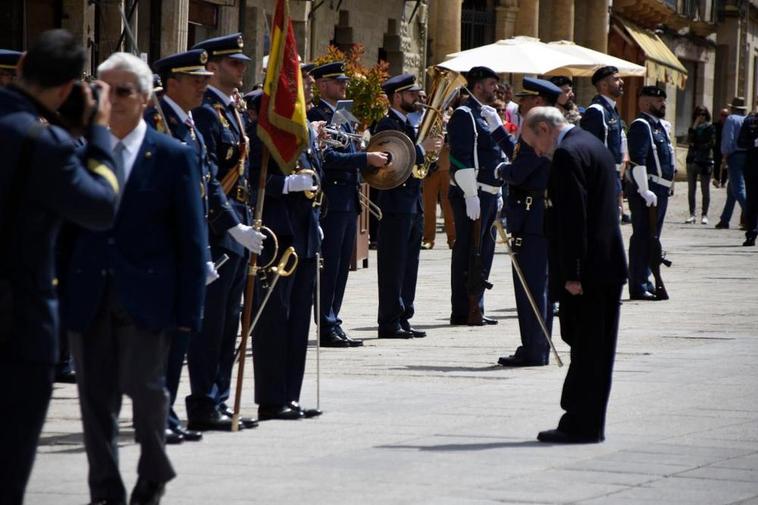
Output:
[321, 126, 371, 150]
[358, 191, 382, 221]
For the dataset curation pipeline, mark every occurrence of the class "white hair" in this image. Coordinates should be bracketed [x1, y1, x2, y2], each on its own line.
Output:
[524, 106, 568, 133]
[97, 52, 153, 97]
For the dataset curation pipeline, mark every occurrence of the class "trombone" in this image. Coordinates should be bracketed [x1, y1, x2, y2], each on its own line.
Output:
[321, 127, 371, 150]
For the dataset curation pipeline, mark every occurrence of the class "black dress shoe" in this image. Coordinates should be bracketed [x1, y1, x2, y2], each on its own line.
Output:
[171, 425, 202, 441]
[497, 354, 548, 367]
[129, 478, 165, 505]
[481, 316, 498, 325]
[630, 291, 656, 301]
[289, 401, 322, 418]
[336, 327, 364, 347]
[164, 428, 183, 445]
[89, 500, 126, 505]
[258, 405, 304, 420]
[537, 428, 603, 444]
[186, 411, 234, 431]
[320, 331, 350, 348]
[220, 407, 259, 429]
[54, 369, 77, 384]
[449, 315, 468, 326]
[401, 323, 426, 338]
[744, 236, 756, 247]
[378, 328, 414, 339]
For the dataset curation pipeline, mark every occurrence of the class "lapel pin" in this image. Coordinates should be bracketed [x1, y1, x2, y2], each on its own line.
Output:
[145, 151, 153, 159]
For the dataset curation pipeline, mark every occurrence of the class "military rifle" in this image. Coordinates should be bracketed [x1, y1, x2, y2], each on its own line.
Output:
[648, 206, 671, 300]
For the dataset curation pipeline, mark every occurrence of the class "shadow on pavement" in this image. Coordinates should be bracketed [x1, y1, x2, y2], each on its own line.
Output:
[376, 440, 547, 451]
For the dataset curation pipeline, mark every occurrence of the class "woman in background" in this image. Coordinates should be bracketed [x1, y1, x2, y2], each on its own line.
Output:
[686, 105, 715, 224]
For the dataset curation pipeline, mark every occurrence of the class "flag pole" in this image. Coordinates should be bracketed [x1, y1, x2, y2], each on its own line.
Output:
[231, 145, 270, 432]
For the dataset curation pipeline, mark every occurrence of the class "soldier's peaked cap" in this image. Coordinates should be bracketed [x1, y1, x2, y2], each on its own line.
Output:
[383, 73, 422, 95]
[515, 77, 562, 104]
[192, 33, 251, 62]
[0, 49, 22, 70]
[153, 49, 214, 76]
[310, 61, 349, 80]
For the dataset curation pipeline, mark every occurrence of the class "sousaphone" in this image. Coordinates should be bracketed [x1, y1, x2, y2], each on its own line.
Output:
[361, 130, 415, 190]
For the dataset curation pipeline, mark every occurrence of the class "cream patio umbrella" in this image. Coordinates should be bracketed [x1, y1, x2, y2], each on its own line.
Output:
[544, 40, 646, 77]
[439, 36, 591, 75]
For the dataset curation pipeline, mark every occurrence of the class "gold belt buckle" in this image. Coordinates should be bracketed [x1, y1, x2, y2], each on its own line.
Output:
[235, 185, 249, 203]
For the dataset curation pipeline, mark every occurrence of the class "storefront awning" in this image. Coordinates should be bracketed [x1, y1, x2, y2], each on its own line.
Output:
[615, 17, 688, 89]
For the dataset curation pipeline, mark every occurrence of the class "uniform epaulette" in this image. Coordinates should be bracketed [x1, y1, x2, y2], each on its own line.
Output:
[153, 113, 167, 133]
[213, 103, 230, 129]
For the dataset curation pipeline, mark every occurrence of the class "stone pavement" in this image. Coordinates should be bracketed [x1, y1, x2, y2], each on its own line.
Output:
[27, 185, 758, 505]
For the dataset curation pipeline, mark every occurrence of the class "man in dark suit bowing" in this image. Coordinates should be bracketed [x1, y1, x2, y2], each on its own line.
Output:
[373, 73, 441, 339]
[522, 106, 627, 444]
[63, 52, 207, 505]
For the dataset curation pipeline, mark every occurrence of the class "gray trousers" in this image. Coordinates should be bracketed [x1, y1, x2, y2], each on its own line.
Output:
[69, 282, 175, 502]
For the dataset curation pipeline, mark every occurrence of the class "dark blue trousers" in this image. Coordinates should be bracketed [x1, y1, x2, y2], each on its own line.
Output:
[0, 361, 53, 505]
[557, 283, 623, 439]
[627, 183, 669, 296]
[449, 188, 498, 319]
[318, 211, 356, 335]
[511, 234, 553, 361]
[254, 254, 316, 406]
[377, 212, 423, 332]
[165, 330, 190, 429]
[186, 247, 247, 418]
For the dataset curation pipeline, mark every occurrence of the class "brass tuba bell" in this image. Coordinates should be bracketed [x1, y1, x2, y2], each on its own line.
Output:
[413, 66, 467, 179]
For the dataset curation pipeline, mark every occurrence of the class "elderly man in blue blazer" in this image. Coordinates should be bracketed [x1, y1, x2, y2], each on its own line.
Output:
[63, 52, 207, 505]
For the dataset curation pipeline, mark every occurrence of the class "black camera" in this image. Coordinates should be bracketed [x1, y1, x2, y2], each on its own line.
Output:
[58, 77, 100, 134]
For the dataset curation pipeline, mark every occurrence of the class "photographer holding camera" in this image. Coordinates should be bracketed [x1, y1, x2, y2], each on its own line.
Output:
[0, 29, 123, 505]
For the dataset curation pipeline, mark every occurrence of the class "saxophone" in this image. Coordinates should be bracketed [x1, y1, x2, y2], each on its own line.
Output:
[412, 66, 467, 179]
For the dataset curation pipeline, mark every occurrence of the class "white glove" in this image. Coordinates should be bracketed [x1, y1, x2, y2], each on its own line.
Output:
[465, 195, 481, 220]
[228, 223, 265, 253]
[480, 105, 503, 133]
[497, 193, 504, 212]
[204, 261, 220, 285]
[631, 165, 657, 207]
[318, 225, 324, 241]
[283, 173, 317, 194]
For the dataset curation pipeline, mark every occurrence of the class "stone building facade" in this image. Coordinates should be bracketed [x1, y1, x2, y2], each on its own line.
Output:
[0, 0, 430, 91]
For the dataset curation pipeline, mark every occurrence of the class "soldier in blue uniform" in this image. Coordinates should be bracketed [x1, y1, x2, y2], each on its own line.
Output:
[626, 86, 674, 300]
[0, 49, 21, 86]
[0, 30, 121, 505]
[481, 77, 561, 366]
[580, 66, 626, 217]
[373, 73, 441, 339]
[185, 33, 263, 430]
[146, 49, 264, 441]
[250, 63, 325, 420]
[307, 61, 388, 347]
[447, 66, 505, 325]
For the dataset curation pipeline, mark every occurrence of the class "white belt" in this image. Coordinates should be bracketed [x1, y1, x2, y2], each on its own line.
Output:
[648, 174, 672, 188]
[449, 180, 500, 195]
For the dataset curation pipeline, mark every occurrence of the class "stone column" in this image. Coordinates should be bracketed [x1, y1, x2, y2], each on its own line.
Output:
[217, 5, 240, 35]
[584, 0, 608, 53]
[98, 0, 124, 58]
[61, 0, 96, 73]
[548, 0, 574, 41]
[494, 0, 519, 40]
[290, 0, 310, 60]
[160, 0, 188, 56]
[514, 0, 538, 38]
[429, 0, 461, 63]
